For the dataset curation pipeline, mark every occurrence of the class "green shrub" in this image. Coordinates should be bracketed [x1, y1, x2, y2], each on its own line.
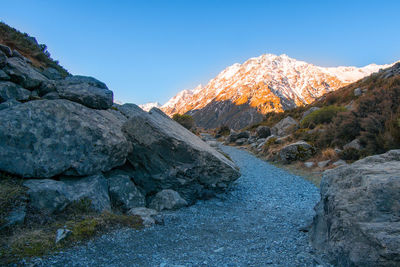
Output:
[172, 114, 194, 130]
[339, 148, 361, 161]
[301, 105, 346, 128]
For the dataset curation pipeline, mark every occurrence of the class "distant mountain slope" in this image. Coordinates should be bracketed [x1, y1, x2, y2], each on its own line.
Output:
[139, 102, 162, 111]
[161, 54, 393, 129]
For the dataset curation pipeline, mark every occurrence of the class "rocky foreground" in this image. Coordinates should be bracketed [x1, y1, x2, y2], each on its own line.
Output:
[0, 43, 240, 225]
[31, 145, 322, 267]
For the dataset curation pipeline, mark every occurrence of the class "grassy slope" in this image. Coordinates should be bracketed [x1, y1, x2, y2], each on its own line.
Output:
[0, 21, 69, 77]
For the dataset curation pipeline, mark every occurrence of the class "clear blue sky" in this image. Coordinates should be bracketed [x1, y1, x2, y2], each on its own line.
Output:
[2, 0, 399, 104]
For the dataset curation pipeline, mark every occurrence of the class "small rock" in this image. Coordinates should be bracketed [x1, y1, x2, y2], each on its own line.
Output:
[332, 159, 347, 167]
[0, 206, 26, 229]
[304, 162, 315, 168]
[256, 126, 271, 138]
[343, 139, 362, 150]
[235, 138, 247, 145]
[128, 207, 159, 227]
[317, 160, 330, 168]
[354, 87, 362, 96]
[55, 228, 72, 243]
[149, 189, 188, 211]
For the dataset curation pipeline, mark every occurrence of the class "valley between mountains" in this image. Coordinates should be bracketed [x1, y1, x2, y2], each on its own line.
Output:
[1, 22, 399, 267]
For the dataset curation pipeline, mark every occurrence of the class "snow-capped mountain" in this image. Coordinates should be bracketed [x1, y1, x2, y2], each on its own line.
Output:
[139, 102, 162, 112]
[161, 54, 394, 129]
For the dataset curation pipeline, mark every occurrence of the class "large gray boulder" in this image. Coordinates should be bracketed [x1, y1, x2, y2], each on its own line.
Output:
[0, 99, 131, 178]
[121, 107, 240, 204]
[310, 150, 400, 266]
[24, 174, 111, 214]
[3, 57, 48, 89]
[279, 141, 315, 163]
[0, 81, 31, 102]
[271, 116, 299, 136]
[0, 44, 12, 57]
[149, 189, 188, 211]
[227, 131, 250, 143]
[107, 174, 146, 211]
[56, 75, 113, 109]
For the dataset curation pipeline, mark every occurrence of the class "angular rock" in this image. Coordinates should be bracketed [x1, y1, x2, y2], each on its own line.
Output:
[0, 44, 12, 57]
[343, 138, 362, 150]
[0, 50, 7, 68]
[24, 174, 111, 214]
[279, 141, 315, 163]
[311, 150, 400, 266]
[56, 75, 113, 109]
[3, 57, 48, 89]
[0, 99, 131, 178]
[354, 87, 362, 96]
[271, 116, 299, 136]
[149, 189, 188, 211]
[0, 69, 10, 80]
[304, 162, 315, 168]
[0, 81, 31, 102]
[42, 91, 60, 100]
[108, 174, 146, 211]
[121, 107, 240, 204]
[42, 67, 63, 80]
[0, 98, 20, 110]
[128, 207, 159, 227]
[55, 228, 72, 243]
[256, 126, 271, 138]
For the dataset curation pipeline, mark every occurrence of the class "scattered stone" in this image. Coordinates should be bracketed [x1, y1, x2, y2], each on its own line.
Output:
[279, 141, 315, 163]
[0, 81, 31, 102]
[256, 126, 271, 138]
[55, 228, 72, 244]
[149, 189, 188, 211]
[0, 99, 131, 178]
[271, 116, 299, 137]
[56, 75, 113, 109]
[108, 174, 146, 211]
[354, 87, 362, 96]
[317, 160, 330, 168]
[304, 162, 315, 168]
[343, 139, 362, 150]
[128, 207, 159, 227]
[311, 150, 400, 266]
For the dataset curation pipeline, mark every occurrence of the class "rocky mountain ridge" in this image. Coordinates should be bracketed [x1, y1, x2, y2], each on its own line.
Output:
[161, 54, 394, 129]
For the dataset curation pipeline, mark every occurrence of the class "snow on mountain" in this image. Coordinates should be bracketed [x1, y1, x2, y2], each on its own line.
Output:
[139, 102, 162, 112]
[161, 54, 394, 129]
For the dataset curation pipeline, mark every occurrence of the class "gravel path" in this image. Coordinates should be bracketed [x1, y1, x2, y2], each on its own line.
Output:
[34, 145, 321, 267]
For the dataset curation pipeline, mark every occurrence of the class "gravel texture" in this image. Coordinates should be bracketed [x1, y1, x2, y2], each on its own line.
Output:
[31, 145, 322, 267]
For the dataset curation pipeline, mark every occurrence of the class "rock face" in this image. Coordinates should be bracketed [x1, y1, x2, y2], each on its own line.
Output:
[279, 141, 315, 163]
[310, 150, 400, 266]
[0, 81, 30, 102]
[149, 189, 188, 211]
[121, 107, 240, 204]
[271, 116, 299, 137]
[24, 174, 111, 214]
[0, 99, 131, 177]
